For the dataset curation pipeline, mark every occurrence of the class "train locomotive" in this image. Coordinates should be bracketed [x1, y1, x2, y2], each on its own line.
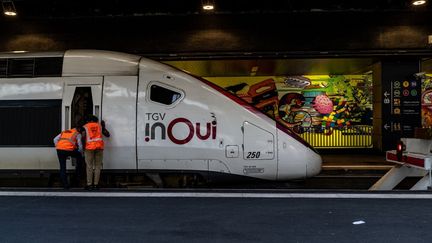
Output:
[0, 50, 322, 184]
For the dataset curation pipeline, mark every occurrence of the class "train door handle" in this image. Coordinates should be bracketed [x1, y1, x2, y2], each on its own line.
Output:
[95, 105, 100, 118]
[65, 106, 70, 129]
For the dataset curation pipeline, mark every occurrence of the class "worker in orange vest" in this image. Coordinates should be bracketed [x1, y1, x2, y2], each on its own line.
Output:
[53, 127, 84, 189]
[83, 115, 110, 190]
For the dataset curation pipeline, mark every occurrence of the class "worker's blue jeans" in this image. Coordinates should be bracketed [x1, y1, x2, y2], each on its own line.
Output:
[56, 149, 84, 188]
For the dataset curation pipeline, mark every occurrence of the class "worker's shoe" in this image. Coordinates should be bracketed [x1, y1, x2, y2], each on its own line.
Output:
[92, 185, 100, 190]
[84, 185, 92, 191]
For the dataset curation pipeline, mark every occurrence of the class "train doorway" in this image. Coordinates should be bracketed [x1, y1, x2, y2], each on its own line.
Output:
[61, 77, 103, 130]
[71, 87, 93, 128]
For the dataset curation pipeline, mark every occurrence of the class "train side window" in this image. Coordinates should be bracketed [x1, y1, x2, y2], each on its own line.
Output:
[0, 100, 61, 146]
[149, 84, 183, 105]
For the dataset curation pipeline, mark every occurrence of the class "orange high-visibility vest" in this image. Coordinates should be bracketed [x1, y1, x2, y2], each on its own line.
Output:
[84, 122, 104, 150]
[56, 128, 79, 151]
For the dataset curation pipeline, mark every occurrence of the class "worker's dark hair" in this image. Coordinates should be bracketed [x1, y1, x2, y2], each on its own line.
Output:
[86, 114, 99, 122]
[77, 119, 86, 128]
[76, 126, 84, 132]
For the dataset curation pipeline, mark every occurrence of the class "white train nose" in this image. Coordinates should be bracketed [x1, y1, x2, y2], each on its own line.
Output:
[276, 126, 322, 180]
[306, 149, 322, 177]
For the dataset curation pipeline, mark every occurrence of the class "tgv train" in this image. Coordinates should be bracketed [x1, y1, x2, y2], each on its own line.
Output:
[0, 50, 321, 183]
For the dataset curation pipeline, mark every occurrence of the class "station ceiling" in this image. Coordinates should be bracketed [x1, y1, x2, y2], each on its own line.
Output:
[2, 0, 430, 77]
[164, 58, 377, 76]
[165, 56, 432, 77]
[7, 0, 432, 19]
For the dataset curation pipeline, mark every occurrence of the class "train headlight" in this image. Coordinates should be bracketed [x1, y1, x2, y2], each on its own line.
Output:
[396, 140, 405, 162]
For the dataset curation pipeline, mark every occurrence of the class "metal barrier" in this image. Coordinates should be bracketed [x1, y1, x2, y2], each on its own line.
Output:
[299, 125, 373, 149]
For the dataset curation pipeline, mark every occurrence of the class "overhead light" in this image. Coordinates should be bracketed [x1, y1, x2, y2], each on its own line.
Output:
[2, 0, 17, 16]
[412, 0, 427, 6]
[202, 0, 215, 11]
[203, 5, 214, 10]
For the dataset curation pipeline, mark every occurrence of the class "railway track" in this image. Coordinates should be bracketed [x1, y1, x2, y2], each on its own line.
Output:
[1, 154, 412, 190]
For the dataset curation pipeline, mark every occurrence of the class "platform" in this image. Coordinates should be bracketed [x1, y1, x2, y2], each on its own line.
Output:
[0, 153, 399, 190]
[0, 190, 431, 242]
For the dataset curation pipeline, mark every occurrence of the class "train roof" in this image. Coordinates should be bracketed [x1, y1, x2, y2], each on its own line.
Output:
[0, 51, 63, 58]
[63, 50, 141, 77]
[0, 50, 145, 78]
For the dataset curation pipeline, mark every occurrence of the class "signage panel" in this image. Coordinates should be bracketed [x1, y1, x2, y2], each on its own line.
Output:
[382, 61, 421, 151]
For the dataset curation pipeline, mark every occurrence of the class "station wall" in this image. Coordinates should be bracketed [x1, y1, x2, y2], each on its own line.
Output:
[205, 74, 373, 149]
[421, 74, 432, 127]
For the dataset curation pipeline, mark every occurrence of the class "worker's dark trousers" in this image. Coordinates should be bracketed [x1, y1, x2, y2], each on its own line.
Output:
[56, 149, 84, 188]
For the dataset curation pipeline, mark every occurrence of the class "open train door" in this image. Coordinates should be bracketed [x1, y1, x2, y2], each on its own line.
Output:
[61, 77, 103, 169]
[62, 77, 103, 130]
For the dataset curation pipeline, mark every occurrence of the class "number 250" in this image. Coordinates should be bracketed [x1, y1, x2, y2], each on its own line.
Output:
[247, 151, 260, 159]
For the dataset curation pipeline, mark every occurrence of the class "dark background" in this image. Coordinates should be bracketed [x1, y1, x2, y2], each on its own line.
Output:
[0, 0, 431, 58]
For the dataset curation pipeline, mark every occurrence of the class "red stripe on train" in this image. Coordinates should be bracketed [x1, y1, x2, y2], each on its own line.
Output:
[387, 152, 424, 167]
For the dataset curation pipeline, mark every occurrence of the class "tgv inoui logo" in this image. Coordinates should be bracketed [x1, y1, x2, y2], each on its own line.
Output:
[144, 113, 217, 145]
